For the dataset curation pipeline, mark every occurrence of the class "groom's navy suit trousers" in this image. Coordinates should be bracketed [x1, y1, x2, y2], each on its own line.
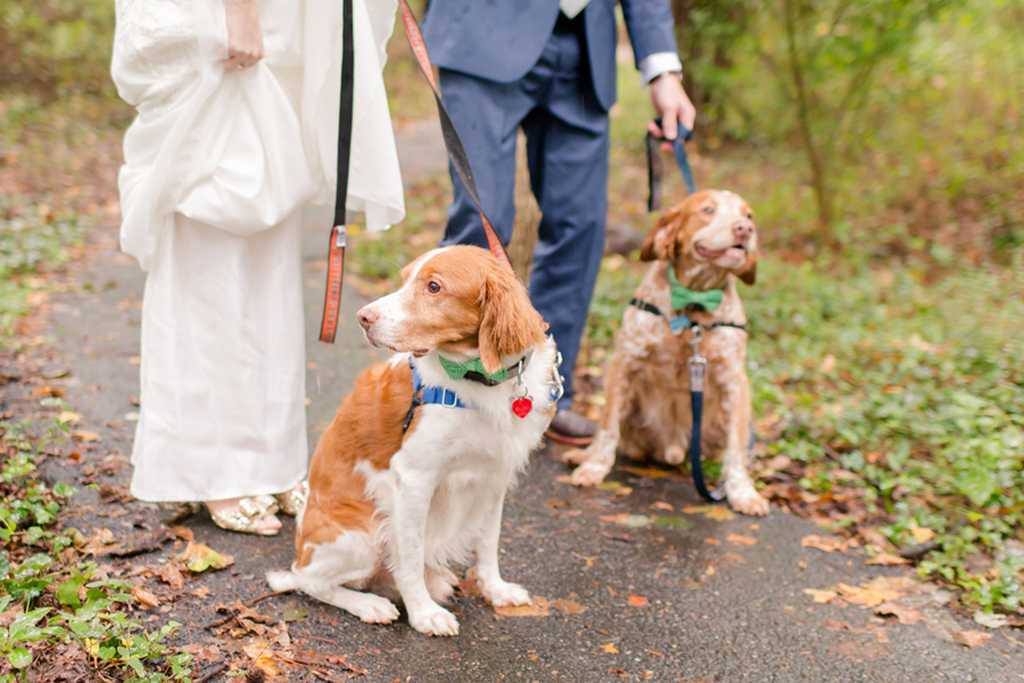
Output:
[423, 0, 677, 407]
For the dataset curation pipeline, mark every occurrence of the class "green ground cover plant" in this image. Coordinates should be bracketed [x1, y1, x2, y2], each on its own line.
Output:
[0, 410, 192, 681]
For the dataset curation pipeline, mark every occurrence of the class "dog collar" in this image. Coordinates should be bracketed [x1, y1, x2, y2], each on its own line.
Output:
[437, 354, 527, 387]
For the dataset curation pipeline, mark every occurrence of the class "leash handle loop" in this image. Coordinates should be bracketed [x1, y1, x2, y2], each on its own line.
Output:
[319, 0, 355, 344]
[398, 0, 512, 271]
[647, 119, 695, 212]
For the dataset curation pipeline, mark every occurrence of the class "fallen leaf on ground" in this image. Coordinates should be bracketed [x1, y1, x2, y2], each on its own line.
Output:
[651, 502, 674, 511]
[865, 552, 909, 566]
[652, 516, 691, 529]
[725, 533, 757, 546]
[494, 596, 550, 617]
[801, 534, 856, 553]
[170, 525, 194, 542]
[600, 514, 652, 528]
[619, 466, 673, 479]
[243, 639, 282, 676]
[804, 588, 838, 603]
[72, 430, 101, 442]
[952, 629, 993, 648]
[131, 586, 160, 609]
[571, 552, 595, 567]
[972, 611, 1007, 629]
[837, 582, 903, 608]
[59, 411, 83, 424]
[615, 487, 633, 496]
[627, 593, 649, 607]
[683, 505, 736, 521]
[704, 538, 721, 545]
[174, 542, 234, 573]
[551, 598, 587, 614]
[911, 527, 936, 544]
[600, 643, 619, 654]
[154, 562, 185, 591]
[874, 602, 923, 625]
[597, 482, 621, 491]
[180, 643, 221, 663]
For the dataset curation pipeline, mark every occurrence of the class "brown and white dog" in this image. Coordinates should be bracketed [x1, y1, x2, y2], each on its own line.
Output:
[563, 190, 770, 516]
[267, 245, 560, 636]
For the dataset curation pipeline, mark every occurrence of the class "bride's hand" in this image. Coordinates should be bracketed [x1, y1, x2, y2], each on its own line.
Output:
[222, 0, 264, 70]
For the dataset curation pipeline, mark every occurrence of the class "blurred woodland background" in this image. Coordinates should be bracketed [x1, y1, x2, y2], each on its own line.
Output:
[1, 0, 1022, 627]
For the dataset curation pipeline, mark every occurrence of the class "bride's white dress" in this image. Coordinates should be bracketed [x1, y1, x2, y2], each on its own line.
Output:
[112, 0, 404, 501]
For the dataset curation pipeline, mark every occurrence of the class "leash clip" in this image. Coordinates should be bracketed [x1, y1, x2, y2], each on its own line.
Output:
[334, 224, 347, 249]
[688, 325, 706, 392]
[549, 350, 565, 403]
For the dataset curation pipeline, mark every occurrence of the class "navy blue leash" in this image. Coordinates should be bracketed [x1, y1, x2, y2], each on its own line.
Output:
[647, 119, 695, 211]
[645, 120, 723, 503]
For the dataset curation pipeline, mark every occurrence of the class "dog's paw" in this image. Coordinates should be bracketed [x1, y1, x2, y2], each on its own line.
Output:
[570, 461, 611, 487]
[426, 570, 456, 603]
[408, 605, 459, 637]
[664, 443, 686, 466]
[348, 593, 400, 624]
[561, 447, 589, 466]
[481, 580, 530, 608]
[729, 487, 770, 517]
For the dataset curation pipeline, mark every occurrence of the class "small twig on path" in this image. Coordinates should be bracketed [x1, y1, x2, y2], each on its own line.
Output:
[556, 614, 614, 637]
[293, 634, 343, 647]
[246, 589, 291, 608]
[196, 662, 230, 683]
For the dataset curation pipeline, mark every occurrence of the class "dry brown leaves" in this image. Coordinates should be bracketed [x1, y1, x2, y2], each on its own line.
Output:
[801, 534, 859, 553]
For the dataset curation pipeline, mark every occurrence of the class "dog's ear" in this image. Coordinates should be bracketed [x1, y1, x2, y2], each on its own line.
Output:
[737, 251, 758, 285]
[478, 268, 549, 374]
[639, 207, 684, 262]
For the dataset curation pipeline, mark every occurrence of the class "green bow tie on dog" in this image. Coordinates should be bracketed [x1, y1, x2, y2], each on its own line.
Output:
[668, 267, 723, 313]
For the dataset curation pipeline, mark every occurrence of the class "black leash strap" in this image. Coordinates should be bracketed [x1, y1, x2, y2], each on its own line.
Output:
[397, 0, 512, 270]
[644, 121, 723, 503]
[318, 0, 355, 344]
[647, 119, 695, 212]
[686, 327, 724, 502]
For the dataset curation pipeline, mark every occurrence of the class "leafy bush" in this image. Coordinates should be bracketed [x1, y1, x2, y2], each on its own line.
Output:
[0, 0, 116, 95]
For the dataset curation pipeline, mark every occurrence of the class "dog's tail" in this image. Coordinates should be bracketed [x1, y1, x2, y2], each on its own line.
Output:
[266, 569, 300, 592]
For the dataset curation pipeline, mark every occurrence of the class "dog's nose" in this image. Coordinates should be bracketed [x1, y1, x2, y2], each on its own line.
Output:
[732, 220, 755, 245]
[357, 307, 378, 330]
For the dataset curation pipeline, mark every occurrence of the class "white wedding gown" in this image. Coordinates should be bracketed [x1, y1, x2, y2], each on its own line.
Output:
[112, 0, 404, 501]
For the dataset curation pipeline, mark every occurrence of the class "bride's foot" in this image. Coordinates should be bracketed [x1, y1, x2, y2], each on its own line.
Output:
[274, 480, 308, 517]
[206, 495, 281, 536]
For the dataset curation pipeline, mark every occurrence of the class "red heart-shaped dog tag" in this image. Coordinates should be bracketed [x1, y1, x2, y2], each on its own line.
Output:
[511, 397, 532, 418]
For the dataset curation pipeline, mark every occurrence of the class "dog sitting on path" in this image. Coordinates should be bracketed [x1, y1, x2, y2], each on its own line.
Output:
[267, 245, 561, 636]
[563, 190, 770, 516]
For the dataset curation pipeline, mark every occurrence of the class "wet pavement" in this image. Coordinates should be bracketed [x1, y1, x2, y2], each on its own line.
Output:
[36, 133, 1024, 681]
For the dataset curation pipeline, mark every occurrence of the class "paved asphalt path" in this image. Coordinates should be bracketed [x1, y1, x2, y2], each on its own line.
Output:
[39, 128, 1023, 682]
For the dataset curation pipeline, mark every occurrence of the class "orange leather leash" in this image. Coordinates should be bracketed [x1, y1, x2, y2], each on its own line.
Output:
[318, 0, 355, 344]
[397, 0, 512, 270]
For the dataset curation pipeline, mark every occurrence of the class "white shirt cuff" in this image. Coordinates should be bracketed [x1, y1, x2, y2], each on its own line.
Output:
[639, 52, 683, 86]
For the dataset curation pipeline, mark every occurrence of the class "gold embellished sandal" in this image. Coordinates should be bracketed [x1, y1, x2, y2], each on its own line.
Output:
[274, 480, 308, 517]
[207, 495, 281, 536]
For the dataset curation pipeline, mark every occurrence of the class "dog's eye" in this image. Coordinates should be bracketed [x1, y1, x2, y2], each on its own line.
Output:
[703, 206, 714, 214]
[745, 211, 753, 219]
[427, 281, 441, 294]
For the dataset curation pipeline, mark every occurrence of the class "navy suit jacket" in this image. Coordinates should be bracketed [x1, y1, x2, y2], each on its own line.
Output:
[421, 0, 678, 112]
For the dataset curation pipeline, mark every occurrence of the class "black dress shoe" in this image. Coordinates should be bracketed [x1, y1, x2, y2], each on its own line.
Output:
[545, 408, 597, 446]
